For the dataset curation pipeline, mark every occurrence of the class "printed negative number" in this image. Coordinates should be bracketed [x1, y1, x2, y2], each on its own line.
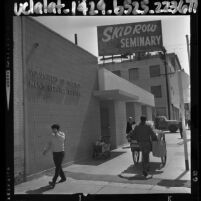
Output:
[154, 0, 198, 14]
[154, 2, 161, 13]
[162, 1, 171, 12]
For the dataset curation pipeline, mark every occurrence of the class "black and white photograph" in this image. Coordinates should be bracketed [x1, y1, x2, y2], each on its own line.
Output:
[13, 15, 192, 195]
[4, 0, 199, 200]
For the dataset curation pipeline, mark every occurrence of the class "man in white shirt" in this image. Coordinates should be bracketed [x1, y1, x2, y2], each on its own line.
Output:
[43, 124, 66, 188]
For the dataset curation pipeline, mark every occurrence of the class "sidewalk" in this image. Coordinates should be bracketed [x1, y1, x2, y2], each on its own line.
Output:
[15, 131, 191, 194]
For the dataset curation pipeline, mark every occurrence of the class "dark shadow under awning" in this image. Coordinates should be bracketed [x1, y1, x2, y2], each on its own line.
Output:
[93, 89, 139, 101]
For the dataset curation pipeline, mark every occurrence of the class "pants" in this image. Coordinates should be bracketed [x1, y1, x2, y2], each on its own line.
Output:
[139, 142, 151, 173]
[52, 151, 66, 183]
[179, 128, 183, 138]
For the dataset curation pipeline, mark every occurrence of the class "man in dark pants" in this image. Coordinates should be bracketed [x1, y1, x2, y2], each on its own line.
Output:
[179, 120, 183, 139]
[43, 124, 66, 188]
[133, 116, 157, 178]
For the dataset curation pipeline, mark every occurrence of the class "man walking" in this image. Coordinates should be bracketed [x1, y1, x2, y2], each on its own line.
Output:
[43, 124, 66, 188]
[133, 116, 156, 178]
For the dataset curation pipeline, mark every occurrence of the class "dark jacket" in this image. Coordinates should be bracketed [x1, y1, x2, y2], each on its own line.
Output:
[133, 122, 156, 142]
[126, 121, 135, 134]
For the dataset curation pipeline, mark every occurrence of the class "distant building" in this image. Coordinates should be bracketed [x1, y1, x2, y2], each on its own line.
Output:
[101, 52, 190, 120]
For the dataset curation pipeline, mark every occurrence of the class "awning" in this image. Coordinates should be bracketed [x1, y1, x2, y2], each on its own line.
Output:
[93, 89, 139, 101]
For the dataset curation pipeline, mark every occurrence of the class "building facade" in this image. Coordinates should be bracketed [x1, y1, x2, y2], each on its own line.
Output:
[101, 52, 190, 120]
[14, 17, 155, 184]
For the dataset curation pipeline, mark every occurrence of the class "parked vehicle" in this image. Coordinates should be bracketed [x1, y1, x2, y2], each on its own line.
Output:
[154, 116, 180, 133]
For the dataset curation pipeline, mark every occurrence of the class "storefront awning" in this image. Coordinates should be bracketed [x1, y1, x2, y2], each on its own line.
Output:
[93, 89, 139, 101]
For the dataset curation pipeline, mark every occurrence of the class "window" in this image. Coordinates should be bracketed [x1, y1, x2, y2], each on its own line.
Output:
[151, 85, 162, 98]
[112, 70, 121, 77]
[149, 65, 161, 77]
[129, 68, 139, 81]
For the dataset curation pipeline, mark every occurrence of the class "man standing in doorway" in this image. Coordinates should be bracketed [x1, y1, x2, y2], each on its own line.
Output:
[133, 116, 156, 178]
[43, 124, 66, 188]
[126, 117, 136, 142]
[126, 117, 133, 135]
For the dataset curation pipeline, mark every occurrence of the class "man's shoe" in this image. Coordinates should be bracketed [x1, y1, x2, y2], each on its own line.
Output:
[58, 178, 66, 183]
[49, 181, 56, 188]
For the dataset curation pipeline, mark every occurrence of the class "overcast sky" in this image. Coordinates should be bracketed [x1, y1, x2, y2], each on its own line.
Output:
[34, 16, 190, 75]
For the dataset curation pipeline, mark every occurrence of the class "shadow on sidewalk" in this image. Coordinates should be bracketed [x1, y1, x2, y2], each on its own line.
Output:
[26, 185, 53, 194]
[157, 171, 191, 188]
[157, 179, 190, 188]
[119, 162, 164, 180]
[74, 151, 127, 166]
[156, 170, 191, 188]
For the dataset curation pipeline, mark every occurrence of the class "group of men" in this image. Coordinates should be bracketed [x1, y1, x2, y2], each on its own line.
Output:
[126, 116, 157, 178]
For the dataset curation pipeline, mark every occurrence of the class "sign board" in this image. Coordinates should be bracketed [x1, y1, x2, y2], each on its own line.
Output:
[97, 20, 163, 56]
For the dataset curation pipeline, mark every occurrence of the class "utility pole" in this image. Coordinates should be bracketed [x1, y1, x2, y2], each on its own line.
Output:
[185, 35, 191, 120]
[178, 70, 189, 171]
[186, 35, 190, 74]
[163, 48, 171, 119]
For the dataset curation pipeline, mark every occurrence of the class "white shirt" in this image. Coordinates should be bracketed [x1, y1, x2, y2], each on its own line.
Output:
[49, 131, 65, 152]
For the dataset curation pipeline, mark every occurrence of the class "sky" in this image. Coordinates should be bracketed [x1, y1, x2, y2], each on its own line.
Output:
[34, 16, 190, 75]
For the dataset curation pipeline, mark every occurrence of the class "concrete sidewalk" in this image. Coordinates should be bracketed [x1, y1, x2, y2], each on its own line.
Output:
[15, 131, 191, 194]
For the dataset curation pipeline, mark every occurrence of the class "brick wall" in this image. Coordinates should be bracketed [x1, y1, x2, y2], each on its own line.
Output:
[21, 17, 101, 176]
[13, 17, 25, 184]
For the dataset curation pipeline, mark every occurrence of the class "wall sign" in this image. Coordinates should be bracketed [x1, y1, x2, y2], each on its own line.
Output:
[26, 68, 81, 104]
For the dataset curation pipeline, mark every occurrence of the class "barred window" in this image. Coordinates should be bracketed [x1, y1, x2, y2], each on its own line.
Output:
[129, 68, 139, 80]
[149, 65, 161, 77]
[151, 85, 162, 98]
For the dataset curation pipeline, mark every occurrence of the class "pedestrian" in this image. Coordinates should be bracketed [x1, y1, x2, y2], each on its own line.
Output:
[126, 117, 133, 134]
[187, 119, 191, 130]
[179, 120, 183, 139]
[133, 116, 157, 178]
[43, 124, 66, 188]
[126, 117, 136, 142]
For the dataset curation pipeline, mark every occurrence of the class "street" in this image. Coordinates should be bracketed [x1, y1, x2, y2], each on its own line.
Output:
[15, 130, 191, 194]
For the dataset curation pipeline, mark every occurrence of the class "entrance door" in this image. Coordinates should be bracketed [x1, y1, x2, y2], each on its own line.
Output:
[100, 108, 110, 144]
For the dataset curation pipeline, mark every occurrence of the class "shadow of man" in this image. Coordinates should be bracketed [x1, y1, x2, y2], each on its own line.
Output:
[26, 185, 53, 194]
[119, 162, 164, 180]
